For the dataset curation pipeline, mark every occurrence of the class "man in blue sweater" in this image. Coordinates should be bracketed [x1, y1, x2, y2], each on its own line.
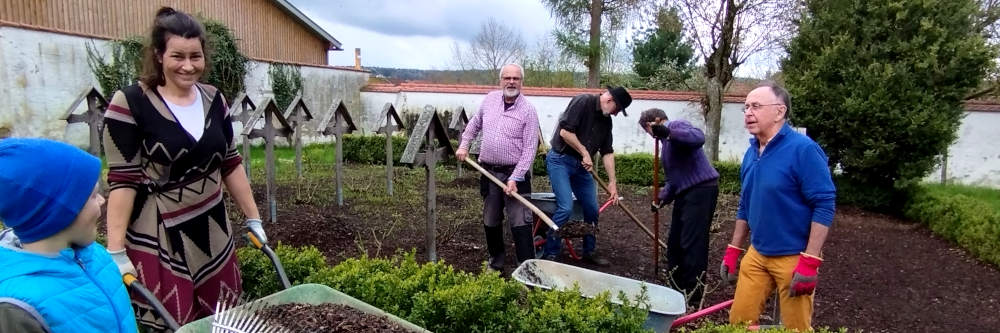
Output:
[0, 138, 139, 333]
[722, 82, 836, 331]
[641, 108, 719, 307]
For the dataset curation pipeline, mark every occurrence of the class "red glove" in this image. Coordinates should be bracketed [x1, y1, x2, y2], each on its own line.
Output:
[719, 245, 743, 285]
[788, 253, 823, 297]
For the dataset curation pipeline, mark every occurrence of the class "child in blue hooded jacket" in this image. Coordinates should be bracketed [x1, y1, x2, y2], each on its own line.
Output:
[0, 138, 139, 333]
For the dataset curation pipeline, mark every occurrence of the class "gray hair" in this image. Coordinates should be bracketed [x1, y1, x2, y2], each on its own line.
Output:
[755, 80, 791, 122]
[498, 63, 524, 81]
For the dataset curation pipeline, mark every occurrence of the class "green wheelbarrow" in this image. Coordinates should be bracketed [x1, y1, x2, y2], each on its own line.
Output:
[176, 283, 429, 332]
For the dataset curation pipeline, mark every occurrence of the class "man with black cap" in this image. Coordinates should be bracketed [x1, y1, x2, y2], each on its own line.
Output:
[541, 86, 631, 266]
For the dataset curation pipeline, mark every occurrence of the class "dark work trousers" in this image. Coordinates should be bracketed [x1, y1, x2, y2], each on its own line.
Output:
[667, 184, 719, 305]
[479, 164, 533, 228]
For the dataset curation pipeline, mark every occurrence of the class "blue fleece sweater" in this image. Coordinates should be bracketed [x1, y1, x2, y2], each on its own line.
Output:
[0, 229, 138, 333]
[736, 124, 836, 256]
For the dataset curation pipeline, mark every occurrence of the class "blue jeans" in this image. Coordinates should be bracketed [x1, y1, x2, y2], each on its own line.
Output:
[544, 150, 600, 256]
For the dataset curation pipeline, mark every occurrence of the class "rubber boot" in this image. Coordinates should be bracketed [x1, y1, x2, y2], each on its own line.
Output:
[511, 225, 536, 265]
[484, 225, 505, 271]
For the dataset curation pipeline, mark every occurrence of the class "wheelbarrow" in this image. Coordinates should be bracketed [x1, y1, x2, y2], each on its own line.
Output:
[175, 283, 430, 332]
[122, 231, 293, 331]
[513, 259, 686, 332]
[527, 193, 615, 260]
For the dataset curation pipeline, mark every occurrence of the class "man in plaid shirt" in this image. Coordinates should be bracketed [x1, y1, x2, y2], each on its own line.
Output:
[456, 64, 540, 272]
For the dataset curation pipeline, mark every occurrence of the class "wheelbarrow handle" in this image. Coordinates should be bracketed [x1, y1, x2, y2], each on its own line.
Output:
[123, 273, 181, 331]
[464, 159, 559, 231]
[246, 232, 292, 290]
[589, 169, 669, 251]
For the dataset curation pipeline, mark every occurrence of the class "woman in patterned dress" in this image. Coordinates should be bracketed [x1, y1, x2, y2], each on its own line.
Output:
[102, 7, 268, 330]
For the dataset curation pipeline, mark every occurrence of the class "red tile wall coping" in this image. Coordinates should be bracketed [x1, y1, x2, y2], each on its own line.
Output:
[363, 82, 1000, 112]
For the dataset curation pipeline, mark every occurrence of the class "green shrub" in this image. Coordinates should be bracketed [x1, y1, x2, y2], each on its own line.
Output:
[305, 252, 652, 332]
[904, 188, 1000, 267]
[269, 63, 302, 112]
[237, 243, 327, 299]
[409, 269, 524, 332]
[518, 286, 651, 333]
[713, 161, 740, 195]
[340, 134, 409, 165]
[201, 17, 249, 103]
[783, 0, 992, 202]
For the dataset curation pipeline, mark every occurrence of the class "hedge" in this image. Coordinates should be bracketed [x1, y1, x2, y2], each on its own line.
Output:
[904, 187, 1000, 267]
[276, 136, 742, 194]
[221, 249, 655, 332]
[236, 243, 327, 299]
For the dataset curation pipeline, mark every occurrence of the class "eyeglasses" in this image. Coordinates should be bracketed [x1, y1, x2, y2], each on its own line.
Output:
[501, 76, 522, 82]
[743, 103, 783, 113]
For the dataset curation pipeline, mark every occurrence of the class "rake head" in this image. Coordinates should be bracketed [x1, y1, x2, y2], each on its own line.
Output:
[210, 297, 288, 333]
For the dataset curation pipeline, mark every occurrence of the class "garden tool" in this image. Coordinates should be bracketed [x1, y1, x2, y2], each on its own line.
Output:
[123, 273, 181, 332]
[589, 169, 669, 251]
[245, 231, 292, 290]
[464, 158, 558, 231]
[210, 297, 288, 333]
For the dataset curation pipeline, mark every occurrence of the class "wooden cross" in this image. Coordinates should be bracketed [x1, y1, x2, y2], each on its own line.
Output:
[61, 87, 108, 156]
[400, 105, 455, 262]
[317, 99, 357, 207]
[375, 103, 405, 196]
[282, 93, 314, 179]
[448, 106, 469, 177]
[242, 98, 293, 224]
[230, 93, 257, 180]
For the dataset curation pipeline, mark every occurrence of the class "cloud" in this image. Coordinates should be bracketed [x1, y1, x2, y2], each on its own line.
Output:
[288, 0, 554, 42]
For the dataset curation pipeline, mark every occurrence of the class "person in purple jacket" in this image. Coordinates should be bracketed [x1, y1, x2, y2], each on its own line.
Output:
[456, 64, 540, 272]
[641, 108, 720, 306]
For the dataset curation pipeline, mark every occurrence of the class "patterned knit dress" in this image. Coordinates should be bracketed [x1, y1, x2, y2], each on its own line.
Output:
[103, 82, 243, 329]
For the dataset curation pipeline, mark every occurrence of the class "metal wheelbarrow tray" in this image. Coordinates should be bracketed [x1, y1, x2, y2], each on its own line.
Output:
[175, 283, 430, 332]
[512, 259, 686, 332]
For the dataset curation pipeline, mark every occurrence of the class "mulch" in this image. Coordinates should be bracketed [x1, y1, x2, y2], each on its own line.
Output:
[258, 303, 415, 332]
[246, 170, 1000, 332]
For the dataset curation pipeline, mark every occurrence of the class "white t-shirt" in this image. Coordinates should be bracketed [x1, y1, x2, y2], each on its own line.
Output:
[164, 87, 205, 141]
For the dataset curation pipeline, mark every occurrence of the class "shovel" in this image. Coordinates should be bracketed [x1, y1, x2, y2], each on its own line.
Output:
[463, 158, 559, 231]
[245, 231, 291, 290]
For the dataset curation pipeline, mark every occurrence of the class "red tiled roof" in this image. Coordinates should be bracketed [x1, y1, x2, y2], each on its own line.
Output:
[363, 82, 1000, 112]
[362, 83, 747, 102]
[964, 99, 1000, 112]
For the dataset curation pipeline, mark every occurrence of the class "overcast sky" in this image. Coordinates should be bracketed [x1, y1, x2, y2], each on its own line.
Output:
[286, 0, 556, 69]
[285, 0, 779, 77]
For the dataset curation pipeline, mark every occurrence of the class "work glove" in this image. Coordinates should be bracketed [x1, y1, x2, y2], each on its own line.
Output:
[720, 245, 743, 285]
[108, 248, 137, 277]
[650, 200, 665, 212]
[245, 218, 268, 244]
[650, 123, 670, 139]
[788, 252, 823, 297]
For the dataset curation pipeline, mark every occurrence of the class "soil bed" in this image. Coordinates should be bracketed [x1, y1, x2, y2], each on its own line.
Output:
[245, 164, 1000, 332]
[259, 303, 415, 333]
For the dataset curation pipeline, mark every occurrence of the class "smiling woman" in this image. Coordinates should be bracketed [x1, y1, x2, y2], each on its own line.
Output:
[100, 7, 267, 331]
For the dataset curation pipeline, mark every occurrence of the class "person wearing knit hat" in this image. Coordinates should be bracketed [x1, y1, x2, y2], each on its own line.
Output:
[0, 138, 139, 333]
[641, 108, 720, 307]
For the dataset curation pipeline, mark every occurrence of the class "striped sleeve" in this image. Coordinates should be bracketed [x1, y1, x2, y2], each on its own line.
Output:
[220, 94, 243, 176]
[102, 90, 144, 191]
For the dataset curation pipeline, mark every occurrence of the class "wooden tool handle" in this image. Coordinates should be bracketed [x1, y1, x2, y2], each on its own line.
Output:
[464, 159, 558, 231]
[589, 169, 669, 251]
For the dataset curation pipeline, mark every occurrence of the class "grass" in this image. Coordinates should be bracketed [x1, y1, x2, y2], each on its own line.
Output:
[922, 183, 1000, 211]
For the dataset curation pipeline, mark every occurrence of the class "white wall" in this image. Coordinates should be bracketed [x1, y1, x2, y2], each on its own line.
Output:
[0, 26, 369, 146]
[928, 111, 1000, 187]
[0, 27, 107, 144]
[360, 90, 750, 160]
